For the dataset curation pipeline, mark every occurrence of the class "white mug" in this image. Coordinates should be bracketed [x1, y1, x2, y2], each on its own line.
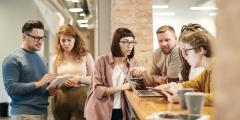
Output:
[185, 92, 205, 114]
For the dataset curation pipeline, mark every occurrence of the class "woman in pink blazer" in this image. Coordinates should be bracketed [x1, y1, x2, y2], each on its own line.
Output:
[84, 28, 138, 120]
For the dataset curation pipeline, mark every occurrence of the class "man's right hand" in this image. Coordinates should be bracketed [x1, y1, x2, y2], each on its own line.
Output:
[129, 66, 146, 77]
[35, 73, 55, 88]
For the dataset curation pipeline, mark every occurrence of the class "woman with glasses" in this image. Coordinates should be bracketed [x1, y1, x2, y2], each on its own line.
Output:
[84, 28, 138, 120]
[50, 24, 94, 120]
[155, 23, 215, 106]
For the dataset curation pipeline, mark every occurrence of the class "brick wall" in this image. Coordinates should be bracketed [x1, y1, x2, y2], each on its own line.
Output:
[111, 0, 153, 69]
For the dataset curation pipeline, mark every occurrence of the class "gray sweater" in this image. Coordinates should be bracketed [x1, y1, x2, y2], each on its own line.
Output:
[2, 48, 49, 115]
[151, 46, 181, 77]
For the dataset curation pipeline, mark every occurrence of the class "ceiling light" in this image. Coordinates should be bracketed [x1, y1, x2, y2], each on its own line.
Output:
[79, 13, 86, 16]
[78, 23, 89, 28]
[152, 5, 168, 9]
[72, 0, 80, 2]
[209, 12, 217, 16]
[69, 8, 83, 12]
[190, 7, 218, 11]
[77, 19, 88, 24]
[153, 12, 175, 16]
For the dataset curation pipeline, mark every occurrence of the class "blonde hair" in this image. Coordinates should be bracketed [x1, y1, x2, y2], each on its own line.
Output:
[156, 25, 176, 34]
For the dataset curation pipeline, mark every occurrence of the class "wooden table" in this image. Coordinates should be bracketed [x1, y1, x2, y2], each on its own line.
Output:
[124, 90, 215, 120]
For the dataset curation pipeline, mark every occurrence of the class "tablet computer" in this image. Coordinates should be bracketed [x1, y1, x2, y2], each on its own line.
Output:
[46, 75, 70, 90]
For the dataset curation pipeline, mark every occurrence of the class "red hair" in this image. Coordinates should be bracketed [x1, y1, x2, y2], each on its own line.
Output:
[55, 24, 88, 65]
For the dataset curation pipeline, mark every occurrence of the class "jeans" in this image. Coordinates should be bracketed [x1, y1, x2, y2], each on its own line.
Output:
[11, 114, 47, 120]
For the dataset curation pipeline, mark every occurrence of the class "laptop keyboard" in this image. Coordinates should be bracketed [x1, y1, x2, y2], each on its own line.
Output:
[137, 90, 156, 96]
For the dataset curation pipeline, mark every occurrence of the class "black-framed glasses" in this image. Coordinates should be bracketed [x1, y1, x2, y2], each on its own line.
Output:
[119, 40, 137, 46]
[181, 47, 198, 56]
[25, 32, 46, 42]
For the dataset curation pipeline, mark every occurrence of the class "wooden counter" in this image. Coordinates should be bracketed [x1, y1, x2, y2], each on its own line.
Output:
[124, 90, 215, 120]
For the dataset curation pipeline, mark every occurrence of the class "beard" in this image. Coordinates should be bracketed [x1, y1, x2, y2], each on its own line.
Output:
[161, 46, 172, 54]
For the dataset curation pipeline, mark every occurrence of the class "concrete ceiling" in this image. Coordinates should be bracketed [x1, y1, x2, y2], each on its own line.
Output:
[59, 0, 96, 28]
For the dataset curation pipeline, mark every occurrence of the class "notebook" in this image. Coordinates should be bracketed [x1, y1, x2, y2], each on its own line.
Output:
[120, 66, 163, 97]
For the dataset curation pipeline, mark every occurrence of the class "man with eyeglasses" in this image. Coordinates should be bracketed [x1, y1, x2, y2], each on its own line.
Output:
[2, 20, 55, 120]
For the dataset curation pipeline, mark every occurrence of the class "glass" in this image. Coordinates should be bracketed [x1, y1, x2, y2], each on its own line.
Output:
[181, 47, 197, 56]
[25, 32, 46, 42]
[119, 40, 137, 46]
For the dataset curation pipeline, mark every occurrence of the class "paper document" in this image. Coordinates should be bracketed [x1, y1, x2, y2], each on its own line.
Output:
[46, 75, 70, 90]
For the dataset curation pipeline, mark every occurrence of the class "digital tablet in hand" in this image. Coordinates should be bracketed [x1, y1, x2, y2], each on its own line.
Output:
[46, 75, 70, 90]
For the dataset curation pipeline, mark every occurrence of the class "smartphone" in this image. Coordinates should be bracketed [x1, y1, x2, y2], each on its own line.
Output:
[167, 77, 180, 83]
[129, 77, 147, 90]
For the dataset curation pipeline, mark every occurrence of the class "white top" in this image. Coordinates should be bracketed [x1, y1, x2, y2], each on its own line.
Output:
[49, 53, 95, 85]
[112, 65, 125, 109]
[189, 67, 205, 80]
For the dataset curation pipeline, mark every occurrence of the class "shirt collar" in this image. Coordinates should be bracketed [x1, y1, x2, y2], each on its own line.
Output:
[106, 52, 131, 65]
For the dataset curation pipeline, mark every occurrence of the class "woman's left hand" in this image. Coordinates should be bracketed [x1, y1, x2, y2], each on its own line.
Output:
[64, 75, 81, 87]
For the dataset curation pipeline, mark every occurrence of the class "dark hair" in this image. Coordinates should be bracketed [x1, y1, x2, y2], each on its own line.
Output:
[22, 20, 44, 33]
[111, 28, 135, 59]
[179, 49, 191, 81]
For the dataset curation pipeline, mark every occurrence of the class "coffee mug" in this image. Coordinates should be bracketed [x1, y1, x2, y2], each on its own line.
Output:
[185, 92, 205, 114]
[177, 88, 194, 109]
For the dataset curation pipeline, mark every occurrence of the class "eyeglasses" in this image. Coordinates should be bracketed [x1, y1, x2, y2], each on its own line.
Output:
[25, 32, 46, 42]
[181, 47, 198, 56]
[119, 40, 137, 46]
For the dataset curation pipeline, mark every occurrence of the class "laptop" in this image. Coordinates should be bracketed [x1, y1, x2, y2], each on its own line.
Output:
[132, 87, 164, 97]
[120, 67, 163, 97]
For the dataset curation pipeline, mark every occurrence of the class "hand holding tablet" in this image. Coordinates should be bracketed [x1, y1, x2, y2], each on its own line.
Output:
[46, 75, 71, 90]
